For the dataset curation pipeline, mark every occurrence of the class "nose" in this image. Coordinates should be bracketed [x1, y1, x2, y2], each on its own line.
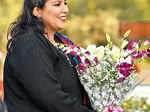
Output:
[62, 4, 69, 13]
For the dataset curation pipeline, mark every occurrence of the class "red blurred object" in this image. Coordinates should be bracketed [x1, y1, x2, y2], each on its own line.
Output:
[134, 64, 140, 73]
[120, 21, 150, 38]
[0, 80, 4, 100]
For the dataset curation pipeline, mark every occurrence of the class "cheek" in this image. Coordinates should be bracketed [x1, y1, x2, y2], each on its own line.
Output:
[67, 7, 69, 13]
[42, 8, 58, 20]
[49, 12, 60, 22]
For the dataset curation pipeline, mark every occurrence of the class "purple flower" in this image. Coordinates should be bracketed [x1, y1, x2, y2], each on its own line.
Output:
[77, 64, 87, 72]
[76, 55, 82, 63]
[128, 41, 134, 50]
[70, 45, 75, 49]
[116, 107, 124, 112]
[128, 40, 138, 51]
[85, 51, 91, 55]
[116, 62, 133, 77]
[123, 71, 130, 77]
[64, 49, 67, 53]
[94, 57, 98, 65]
[144, 39, 150, 45]
[146, 49, 150, 58]
[119, 68, 131, 77]
[76, 46, 81, 51]
[119, 62, 132, 68]
[117, 77, 126, 83]
[147, 40, 150, 43]
[132, 50, 145, 59]
[85, 58, 90, 64]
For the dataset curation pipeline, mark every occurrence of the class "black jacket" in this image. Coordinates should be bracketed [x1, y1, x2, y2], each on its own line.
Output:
[0, 98, 7, 112]
[3, 30, 95, 112]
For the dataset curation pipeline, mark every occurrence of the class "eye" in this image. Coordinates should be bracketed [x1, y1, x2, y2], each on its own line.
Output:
[64, 1, 68, 5]
[54, 2, 61, 6]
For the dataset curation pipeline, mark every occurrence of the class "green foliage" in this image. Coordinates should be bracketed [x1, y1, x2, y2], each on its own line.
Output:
[68, 0, 150, 21]
[0, 0, 23, 50]
[63, 10, 120, 47]
[121, 97, 150, 112]
[0, 0, 23, 31]
[1, 0, 150, 49]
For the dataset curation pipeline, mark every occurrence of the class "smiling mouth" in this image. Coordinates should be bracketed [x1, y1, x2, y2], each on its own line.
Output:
[58, 17, 66, 22]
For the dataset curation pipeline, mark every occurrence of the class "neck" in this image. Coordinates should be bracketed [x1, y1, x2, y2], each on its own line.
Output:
[44, 27, 56, 42]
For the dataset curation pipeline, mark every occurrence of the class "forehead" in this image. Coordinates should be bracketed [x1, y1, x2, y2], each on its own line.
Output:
[47, 0, 66, 2]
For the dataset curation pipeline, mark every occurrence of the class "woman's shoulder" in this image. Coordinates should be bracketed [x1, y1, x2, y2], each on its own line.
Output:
[9, 30, 49, 56]
[9, 30, 59, 60]
[14, 30, 40, 43]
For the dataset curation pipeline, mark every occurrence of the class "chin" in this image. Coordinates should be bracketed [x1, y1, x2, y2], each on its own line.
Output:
[56, 25, 66, 30]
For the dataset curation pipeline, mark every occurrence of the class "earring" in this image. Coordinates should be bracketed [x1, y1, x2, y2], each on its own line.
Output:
[37, 15, 41, 18]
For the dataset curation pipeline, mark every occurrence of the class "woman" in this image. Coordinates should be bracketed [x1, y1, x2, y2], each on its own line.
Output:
[3, 0, 95, 112]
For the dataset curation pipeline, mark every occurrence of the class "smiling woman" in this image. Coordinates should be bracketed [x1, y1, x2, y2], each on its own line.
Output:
[32, 0, 69, 40]
[3, 0, 95, 112]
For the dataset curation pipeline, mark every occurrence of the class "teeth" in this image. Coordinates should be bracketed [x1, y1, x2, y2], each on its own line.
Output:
[59, 17, 66, 20]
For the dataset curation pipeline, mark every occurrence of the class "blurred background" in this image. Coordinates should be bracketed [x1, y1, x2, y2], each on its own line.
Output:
[1, 0, 150, 111]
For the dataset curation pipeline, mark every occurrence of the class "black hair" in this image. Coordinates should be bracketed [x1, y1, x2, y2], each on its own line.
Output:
[7, 0, 47, 53]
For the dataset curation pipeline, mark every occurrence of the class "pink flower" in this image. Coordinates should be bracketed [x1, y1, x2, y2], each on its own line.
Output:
[107, 105, 114, 112]
[70, 51, 77, 55]
[147, 39, 150, 43]
[116, 107, 124, 112]
[70, 45, 75, 49]
[108, 106, 124, 112]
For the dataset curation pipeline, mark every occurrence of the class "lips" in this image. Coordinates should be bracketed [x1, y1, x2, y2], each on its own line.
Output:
[58, 16, 66, 22]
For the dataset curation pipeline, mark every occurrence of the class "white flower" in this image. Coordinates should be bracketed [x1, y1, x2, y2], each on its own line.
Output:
[111, 45, 120, 60]
[144, 40, 150, 46]
[87, 45, 105, 61]
[86, 44, 96, 53]
[94, 46, 105, 61]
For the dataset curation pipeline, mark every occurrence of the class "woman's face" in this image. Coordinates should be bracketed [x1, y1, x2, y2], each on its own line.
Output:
[40, 0, 69, 32]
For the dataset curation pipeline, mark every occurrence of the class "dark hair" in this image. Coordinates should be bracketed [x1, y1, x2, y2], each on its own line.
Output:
[7, 0, 47, 53]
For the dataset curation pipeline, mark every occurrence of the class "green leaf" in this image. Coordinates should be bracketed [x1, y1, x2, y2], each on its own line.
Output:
[123, 30, 131, 39]
[106, 33, 111, 42]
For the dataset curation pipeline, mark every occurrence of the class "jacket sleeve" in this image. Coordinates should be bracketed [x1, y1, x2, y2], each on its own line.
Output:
[9, 34, 95, 112]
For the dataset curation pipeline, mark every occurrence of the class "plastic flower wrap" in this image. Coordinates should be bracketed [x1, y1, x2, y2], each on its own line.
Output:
[59, 30, 150, 112]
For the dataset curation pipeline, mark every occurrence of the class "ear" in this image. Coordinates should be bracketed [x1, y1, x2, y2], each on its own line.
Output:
[32, 7, 42, 18]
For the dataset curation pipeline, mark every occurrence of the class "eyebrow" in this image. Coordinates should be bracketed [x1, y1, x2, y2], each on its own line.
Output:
[51, 0, 66, 2]
[48, 0, 67, 4]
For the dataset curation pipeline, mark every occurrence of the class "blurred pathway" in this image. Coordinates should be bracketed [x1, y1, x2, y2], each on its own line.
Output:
[129, 69, 150, 99]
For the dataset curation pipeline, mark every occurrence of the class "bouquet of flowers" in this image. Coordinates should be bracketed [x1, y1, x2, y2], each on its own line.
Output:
[59, 30, 150, 112]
